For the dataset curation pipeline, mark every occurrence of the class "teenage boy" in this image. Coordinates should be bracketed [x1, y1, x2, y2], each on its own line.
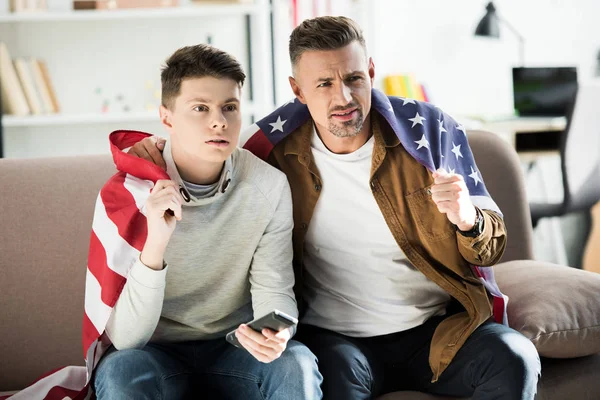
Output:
[91, 44, 322, 399]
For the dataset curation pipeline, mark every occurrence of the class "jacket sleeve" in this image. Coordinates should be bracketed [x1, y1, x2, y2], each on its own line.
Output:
[455, 208, 507, 266]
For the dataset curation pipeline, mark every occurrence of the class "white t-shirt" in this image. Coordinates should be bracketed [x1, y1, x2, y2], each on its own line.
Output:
[301, 126, 450, 337]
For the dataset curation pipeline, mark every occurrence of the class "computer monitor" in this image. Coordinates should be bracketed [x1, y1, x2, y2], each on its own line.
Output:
[512, 67, 578, 117]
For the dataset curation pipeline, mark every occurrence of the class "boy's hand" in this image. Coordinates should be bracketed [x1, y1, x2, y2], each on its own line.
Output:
[140, 180, 183, 270]
[128, 136, 167, 171]
[235, 324, 292, 363]
[431, 168, 477, 231]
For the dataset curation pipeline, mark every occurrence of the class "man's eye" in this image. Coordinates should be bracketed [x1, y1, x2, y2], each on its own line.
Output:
[193, 105, 208, 112]
[317, 82, 331, 88]
[224, 104, 238, 112]
[347, 76, 361, 82]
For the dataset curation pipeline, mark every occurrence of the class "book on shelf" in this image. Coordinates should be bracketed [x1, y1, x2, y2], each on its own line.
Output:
[14, 58, 44, 114]
[33, 60, 60, 113]
[383, 74, 429, 102]
[73, 0, 179, 10]
[0, 43, 61, 117]
[0, 43, 30, 116]
[10, 0, 48, 12]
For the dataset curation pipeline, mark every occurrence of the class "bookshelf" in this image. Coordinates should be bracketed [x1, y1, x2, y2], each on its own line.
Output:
[0, 0, 275, 158]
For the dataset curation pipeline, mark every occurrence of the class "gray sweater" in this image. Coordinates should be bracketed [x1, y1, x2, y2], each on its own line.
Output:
[105, 140, 297, 349]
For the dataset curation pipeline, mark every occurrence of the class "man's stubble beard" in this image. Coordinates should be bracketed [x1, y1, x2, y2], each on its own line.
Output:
[327, 108, 365, 138]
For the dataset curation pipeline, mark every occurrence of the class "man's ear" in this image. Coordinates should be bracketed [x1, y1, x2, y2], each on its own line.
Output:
[368, 57, 375, 85]
[288, 76, 307, 104]
[159, 105, 173, 130]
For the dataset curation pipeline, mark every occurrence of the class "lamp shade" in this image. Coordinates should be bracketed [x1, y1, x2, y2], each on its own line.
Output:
[475, 2, 500, 38]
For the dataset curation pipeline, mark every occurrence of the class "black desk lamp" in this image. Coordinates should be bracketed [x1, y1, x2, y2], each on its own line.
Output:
[475, 2, 525, 67]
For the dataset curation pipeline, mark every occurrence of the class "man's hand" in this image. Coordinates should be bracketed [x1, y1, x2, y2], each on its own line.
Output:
[128, 136, 167, 171]
[140, 180, 183, 270]
[431, 168, 477, 231]
[235, 324, 292, 363]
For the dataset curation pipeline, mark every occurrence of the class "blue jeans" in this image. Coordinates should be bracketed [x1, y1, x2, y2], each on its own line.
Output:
[93, 339, 323, 400]
[296, 316, 541, 400]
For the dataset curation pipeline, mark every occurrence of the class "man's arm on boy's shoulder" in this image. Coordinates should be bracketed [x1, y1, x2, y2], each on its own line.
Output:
[105, 259, 167, 350]
[127, 135, 167, 171]
[248, 176, 298, 323]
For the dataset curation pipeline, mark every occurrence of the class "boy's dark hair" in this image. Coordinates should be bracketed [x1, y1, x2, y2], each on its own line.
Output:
[289, 16, 366, 70]
[161, 44, 246, 109]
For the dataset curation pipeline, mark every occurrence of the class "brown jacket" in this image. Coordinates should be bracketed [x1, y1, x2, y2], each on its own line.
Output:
[264, 111, 507, 382]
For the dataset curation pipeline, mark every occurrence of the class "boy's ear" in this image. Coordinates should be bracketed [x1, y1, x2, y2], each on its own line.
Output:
[159, 105, 173, 130]
[288, 76, 306, 104]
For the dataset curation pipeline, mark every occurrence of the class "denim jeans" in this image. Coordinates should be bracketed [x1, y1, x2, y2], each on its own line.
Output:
[93, 339, 323, 400]
[296, 316, 541, 400]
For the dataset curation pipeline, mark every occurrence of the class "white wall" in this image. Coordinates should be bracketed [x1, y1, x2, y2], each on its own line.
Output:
[363, 0, 600, 118]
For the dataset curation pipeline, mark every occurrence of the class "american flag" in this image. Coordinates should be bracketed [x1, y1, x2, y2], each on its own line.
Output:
[3, 130, 169, 400]
[243, 88, 509, 325]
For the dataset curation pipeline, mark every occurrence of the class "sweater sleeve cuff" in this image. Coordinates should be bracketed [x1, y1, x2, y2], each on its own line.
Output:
[129, 257, 168, 289]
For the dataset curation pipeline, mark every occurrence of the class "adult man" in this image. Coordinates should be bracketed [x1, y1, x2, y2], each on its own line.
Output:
[131, 17, 540, 400]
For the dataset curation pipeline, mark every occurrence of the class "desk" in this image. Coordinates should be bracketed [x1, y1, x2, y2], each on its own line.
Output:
[478, 116, 567, 164]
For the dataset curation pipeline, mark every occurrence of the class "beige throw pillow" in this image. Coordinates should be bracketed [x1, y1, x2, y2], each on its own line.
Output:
[494, 260, 600, 358]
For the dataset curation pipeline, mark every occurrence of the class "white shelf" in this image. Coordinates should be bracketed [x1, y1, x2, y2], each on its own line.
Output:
[3, 104, 262, 127]
[0, 4, 262, 23]
[3, 111, 158, 127]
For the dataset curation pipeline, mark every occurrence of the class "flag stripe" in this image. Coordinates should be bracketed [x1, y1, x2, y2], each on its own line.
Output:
[243, 126, 274, 162]
[87, 231, 127, 308]
[7, 366, 87, 400]
[82, 315, 99, 359]
[83, 270, 113, 336]
[100, 174, 149, 252]
[92, 190, 141, 279]
[123, 174, 151, 217]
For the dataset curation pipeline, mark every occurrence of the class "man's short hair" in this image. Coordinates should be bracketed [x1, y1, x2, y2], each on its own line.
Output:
[161, 44, 246, 110]
[288, 16, 367, 70]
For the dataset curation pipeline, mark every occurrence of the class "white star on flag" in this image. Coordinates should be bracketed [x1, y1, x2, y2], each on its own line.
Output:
[408, 112, 426, 128]
[448, 167, 456, 174]
[438, 119, 447, 134]
[456, 125, 466, 135]
[415, 134, 430, 150]
[469, 166, 482, 186]
[402, 98, 416, 106]
[451, 142, 463, 160]
[269, 116, 287, 133]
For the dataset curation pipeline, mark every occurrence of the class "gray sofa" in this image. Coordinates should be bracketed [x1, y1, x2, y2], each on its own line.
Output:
[1, 130, 599, 399]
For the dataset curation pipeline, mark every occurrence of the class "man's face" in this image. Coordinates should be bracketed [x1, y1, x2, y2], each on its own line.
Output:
[161, 77, 242, 163]
[289, 41, 374, 140]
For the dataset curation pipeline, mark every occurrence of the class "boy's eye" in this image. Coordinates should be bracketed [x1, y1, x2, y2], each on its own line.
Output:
[193, 105, 208, 112]
[223, 104, 238, 112]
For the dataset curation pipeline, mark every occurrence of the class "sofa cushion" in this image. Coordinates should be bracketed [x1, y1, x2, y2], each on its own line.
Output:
[494, 260, 600, 358]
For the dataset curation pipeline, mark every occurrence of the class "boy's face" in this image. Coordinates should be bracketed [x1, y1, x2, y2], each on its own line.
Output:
[289, 41, 374, 140]
[160, 76, 242, 163]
